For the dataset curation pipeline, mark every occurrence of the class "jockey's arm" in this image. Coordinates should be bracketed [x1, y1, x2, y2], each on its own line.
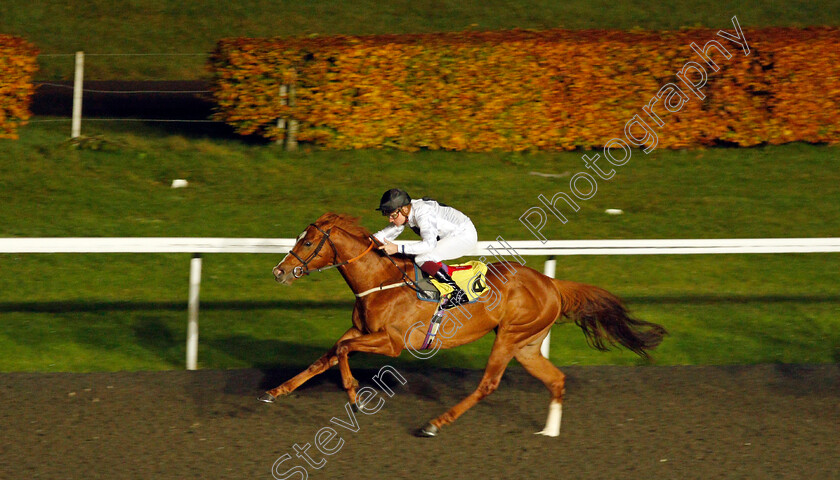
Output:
[402, 213, 438, 256]
[373, 224, 404, 244]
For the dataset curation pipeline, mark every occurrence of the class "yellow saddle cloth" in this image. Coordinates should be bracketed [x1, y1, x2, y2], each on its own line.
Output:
[429, 261, 490, 302]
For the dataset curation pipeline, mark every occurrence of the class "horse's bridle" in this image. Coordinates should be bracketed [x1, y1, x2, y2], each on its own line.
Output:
[286, 223, 374, 278]
[282, 223, 423, 296]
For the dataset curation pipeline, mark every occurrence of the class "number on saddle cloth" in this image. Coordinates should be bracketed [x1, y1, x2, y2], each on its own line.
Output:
[418, 260, 490, 304]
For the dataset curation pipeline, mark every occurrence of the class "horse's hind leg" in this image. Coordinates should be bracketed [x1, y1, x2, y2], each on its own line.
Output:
[514, 333, 566, 437]
[418, 336, 517, 437]
[260, 327, 363, 402]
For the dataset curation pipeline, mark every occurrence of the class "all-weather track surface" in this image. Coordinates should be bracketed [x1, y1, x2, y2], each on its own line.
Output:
[1, 364, 837, 479]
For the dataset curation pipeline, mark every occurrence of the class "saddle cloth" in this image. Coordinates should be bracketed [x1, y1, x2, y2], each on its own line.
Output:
[414, 261, 490, 303]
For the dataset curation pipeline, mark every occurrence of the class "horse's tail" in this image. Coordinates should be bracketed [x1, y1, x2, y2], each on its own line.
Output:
[552, 279, 667, 358]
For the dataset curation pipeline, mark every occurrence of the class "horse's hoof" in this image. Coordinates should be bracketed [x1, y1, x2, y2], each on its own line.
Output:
[258, 392, 276, 403]
[350, 403, 359, 413]
[415, 423, 439, 437]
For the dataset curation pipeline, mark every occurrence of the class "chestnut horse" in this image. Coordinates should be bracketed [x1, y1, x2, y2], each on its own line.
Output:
[265, 212, 667, 437]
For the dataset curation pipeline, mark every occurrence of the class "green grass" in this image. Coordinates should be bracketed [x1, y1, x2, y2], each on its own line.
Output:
[2, 0, 839, 373]
[0, 121, 838, 372]
[2, 0, 840, 79]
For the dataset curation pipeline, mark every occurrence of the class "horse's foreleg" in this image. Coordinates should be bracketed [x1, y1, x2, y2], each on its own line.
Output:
[261, 327, 363, 402]
[335, 331, 402, 407]
[418, 340, 516, 437]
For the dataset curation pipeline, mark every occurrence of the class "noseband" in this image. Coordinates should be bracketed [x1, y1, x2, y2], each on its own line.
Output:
[287, 224, 374, 277]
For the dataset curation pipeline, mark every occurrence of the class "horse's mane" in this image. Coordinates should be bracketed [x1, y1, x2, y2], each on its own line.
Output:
[315, 212, 373, 239]
[315, 212, 415, 270]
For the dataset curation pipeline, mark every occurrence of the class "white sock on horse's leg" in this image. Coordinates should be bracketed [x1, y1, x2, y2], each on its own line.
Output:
[535, 399, 562, 437]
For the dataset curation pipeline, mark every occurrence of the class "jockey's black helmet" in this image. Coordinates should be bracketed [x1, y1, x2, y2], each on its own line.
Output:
[376, 188, 411, 215]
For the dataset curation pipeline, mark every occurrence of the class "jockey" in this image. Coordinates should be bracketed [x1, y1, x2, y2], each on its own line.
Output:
[374, 188, 478, 309]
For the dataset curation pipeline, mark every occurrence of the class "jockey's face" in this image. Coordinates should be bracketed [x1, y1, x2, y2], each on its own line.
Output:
[388, 208, 407, 226]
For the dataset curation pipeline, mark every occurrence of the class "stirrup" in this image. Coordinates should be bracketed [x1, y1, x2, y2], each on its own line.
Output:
[432, 268, 468, 309]
[441, 289, 469, 310]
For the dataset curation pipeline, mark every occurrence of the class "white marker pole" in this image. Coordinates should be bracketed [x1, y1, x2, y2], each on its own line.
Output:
[186, 254, 202, 370]
[71, 51, 84, 138]
[541, 256, 556, 359]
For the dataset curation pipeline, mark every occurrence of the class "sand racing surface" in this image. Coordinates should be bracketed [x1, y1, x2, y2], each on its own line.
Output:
[2, 363, 838, 479]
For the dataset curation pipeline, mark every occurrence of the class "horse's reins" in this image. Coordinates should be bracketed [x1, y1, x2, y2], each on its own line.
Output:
[369, 242, 425, 297]
[285, 223, 446, 349]
[285, 224, 423, 297]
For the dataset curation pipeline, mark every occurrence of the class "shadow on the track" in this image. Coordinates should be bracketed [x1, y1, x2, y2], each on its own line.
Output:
[2, 294, 837, 314]
[622, 294, 840, 305]
[0, 299, 354, 313]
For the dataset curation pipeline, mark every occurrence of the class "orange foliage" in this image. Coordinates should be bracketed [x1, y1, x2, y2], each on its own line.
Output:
[209, 28, 840, 151]
[0, 35, 39, 139]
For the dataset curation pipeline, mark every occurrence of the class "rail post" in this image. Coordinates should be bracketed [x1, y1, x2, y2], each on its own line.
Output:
[71, 51, 84, 138]
[541, 255, 556, 358]
[186, 254, 202, 370]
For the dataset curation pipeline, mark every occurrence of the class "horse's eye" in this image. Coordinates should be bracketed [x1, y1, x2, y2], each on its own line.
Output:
[304, 241, 312, 247]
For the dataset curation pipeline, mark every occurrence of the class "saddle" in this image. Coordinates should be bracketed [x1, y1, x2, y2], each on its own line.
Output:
[413, 260, 490, 350]
[413, 260, 490, 304]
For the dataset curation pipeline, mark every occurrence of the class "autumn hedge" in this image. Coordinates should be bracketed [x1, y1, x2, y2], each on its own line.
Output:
[209, 27, 840, 151]
[0, 35, 38, 140]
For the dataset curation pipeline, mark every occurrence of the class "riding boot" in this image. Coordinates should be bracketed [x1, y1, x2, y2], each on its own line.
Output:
[433, 268, 469, 309]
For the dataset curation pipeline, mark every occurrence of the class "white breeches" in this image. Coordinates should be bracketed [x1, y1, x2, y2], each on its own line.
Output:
[415, 221, 478, 264]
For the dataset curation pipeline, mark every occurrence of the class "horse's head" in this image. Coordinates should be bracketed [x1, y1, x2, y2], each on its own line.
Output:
[273, 222, 340, 285]
[273, 213, 376, 285]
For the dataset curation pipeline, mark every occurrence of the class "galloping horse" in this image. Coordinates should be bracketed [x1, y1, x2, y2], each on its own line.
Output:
[265, 212, 667, 437]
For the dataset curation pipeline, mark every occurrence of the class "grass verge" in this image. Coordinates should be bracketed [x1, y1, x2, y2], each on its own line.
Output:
[0, 122, 838, 371]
